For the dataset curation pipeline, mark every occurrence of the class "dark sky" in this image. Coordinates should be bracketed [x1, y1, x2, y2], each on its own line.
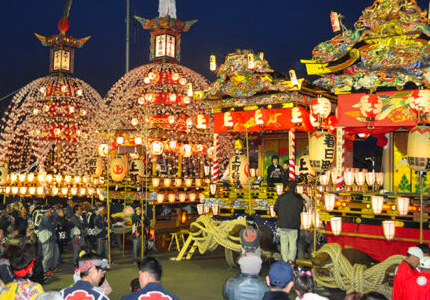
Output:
[0, 0, 428, 103]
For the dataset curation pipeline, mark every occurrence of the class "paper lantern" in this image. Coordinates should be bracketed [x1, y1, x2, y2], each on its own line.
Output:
[301, 212, 312, 230]
[169, 141, 178, 152]
[371, 196, 384, 214]
[10, 173, 17, 183]
[310, 208, 321, 227]
[61, 187, 68, 195]
[229, 155, 249, 187]
[37, 186, 44, 195]
[110, 158, 127, 182]
[184, 178, 192, 187]
[71, 187, 78, 195]
[330, 11, 341, 32]
[98, 144, 109, 157]
[181, 144, 192, 158]
[296, 185, 304, 194]
[197, 204, 204, 215]
[212, 204, 219, 216]
[275, 184, 284, 195]
[407, 125, 430, 172]
[74, 176, 81, 184]
[319, 173, 330, 186]
[11, 186, 18, 194]
[195, 114, 209, 130]
[375, 173, 384, 186]
[27, 173, 35, 183]
[210, 183, 217, 195]
[195, 179, 202, 187]
[330, 217, 342, 236]
[311, 97, 331, 120]
[135, 137, 143, 145]
[164, 178, 172, 187]
[55, 174, 63, 184]
[168, 194, 176, 203]
[309, 130, 335, 172]
[344, 171, 354, 186]
[46, 174, 53, 183]
[250, 168, 256, 178]
[94, 157, 104, 177]
[382, 220, 395, 240]
[79, 188, 86, 196]
[207, 147, 215, 160]
[19, 187, 27, 195]
[189, 193, 196, 202]
[269, 205, 276, 217]
[129, 159, 145, 178]
[355, 172, 365, 186]
[37, 173, 46, 184]
[19, 174, 26, 183]
[359, 94, 382, 120]
[179, 193, 186, 203]
[175, 178, 182, 187]
[330, 170, 337, 185]
[0, 167, 7, 185]
[199, 193, 205, 202]
[396, 197, 410, 216]
[150, 141, 164, 155]
[156, 194, 164, 204]
[365, 172, 375, 186]
[65, 175, 72, 184]
[204, 205, 210, 214]
[324, 193, 336, 211]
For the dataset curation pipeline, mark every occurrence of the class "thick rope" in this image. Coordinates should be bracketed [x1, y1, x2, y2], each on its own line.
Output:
[188, 215, 247, 254]
[313, 243, 404, 299]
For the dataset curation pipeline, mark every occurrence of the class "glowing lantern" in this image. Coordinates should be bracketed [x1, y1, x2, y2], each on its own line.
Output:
[152, 177, 159, 187]
[319, 173, 330, 186]
[156, 194, 164, 204]
[74, 176, 81, 184]
[134, 137, 143, 145]
[61, 187, 68, 195]
[324, 194, 336, 211]
[407, 125, 430, 172]
[175, 178, 182, 187]
[371, 196, 384, 214]
[37, 173, 46, 184]
[311, 97, 331, 121]
[185, 178, 193, 187]
[168, 193, 176, 203]
[19, 174, 26, 183]
[204, 205, 210, 214]
[207, 147, 215, 160]
[88, 188, 95, 195]
[98, 144, 109, 157]
[83, 176, 89, 184]
[110, 158, 127, 182]
[186, 118, 193, 130]
[65, 175, 72, 184]
[10, 173, 18, 182]
[169, 93, 177, 103]
[309, 130, 335, 172]
[182, 144, 192, 158]
[195, 114, 209, 130]
[229, 154, 250, 187]
[52, 187, 59, 195]
[4, 187, 10, 194]
[179, 193, 186, 202]
[330, 217, 342, 236]
[359, 94, 382, 121]
[0, 167, 8, 185]
[209, 55, 217, 71]
[168, 115, 175, 124]
[169, 141, 178, 152]
[19, 187, 27, 195]
[11, 186, 18, 195]
[296, 185, 304, 194]
[71, 187, 78, 195]
[375, 173, 384, 186]
[171, 73, 179, 81]
[37, 186, 44, 195]
[189, 193, 196, 202]
[79, 188, 86, 196]
[344, 170, 354, 186]
[131, 118, 139, 126]
[151, 141, 164, 155]
[382, 220, 395, 241]
[55, 174, 63, 184]
[210, 183, 217, 195]
[212, 204, 219, 216]
[164, 178, 172, 187]
[195, 179, 202, 187]
[27, 173, 35, 183]
[301, 212, 312, 230]
[355, 172, 365, 186]
[46, 174, 53, 183]
[116, 137, 124, 145]
[365, 172, 375, 186]
[199, 193, 205, 202]
[94, 157, 104, 177]
[396, 197, 410, 216]
[269, 205, 276, 217]
[129, 159, 145, 178]
[197, 204, 204, 215]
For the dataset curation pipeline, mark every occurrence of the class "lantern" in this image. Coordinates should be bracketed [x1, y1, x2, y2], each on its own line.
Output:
[74, 176, 81, 184]
[94, 157, 104, 177]
[19, 187, 27, 195]
[204, 205, 210, 214]
[98, 144, 109, 157]
[169, 141, 178, 152]
[269, 205, 276, 217]
[324, 193, 336, 211]
[71, 187, 78, 195]
[207, 147, 215, 160]
[382, 220, 395, 240]
[309, 130, 335, 172]
[37, 172, 46, 184]
[310, 208, 321, 227]
[250, 168, 256, 178]
[344, 170, 354, 186]
[129, 159, 145, 178]
[179, 193, 187, 203]
[195, 179, 202, 187]
[355, 172, 365, 186]
[181, 144, 192, 158]
[61, 187, 68, 195]
[195, 114, 209, 130]
[319, 173, 330, 186]
[189, 193, 197, 202]
[371, 196, 384, 214]
[275, 184, 284, 195]
[110, 158, 127, 182]
[310, 97, 331, 121]
[199, 193, 205, 202]
[396, 197, 410, 216]
[0, 167, 7, 185]
[181, 212, 187, 224]
[11, 186, 18, 195]
[37, 186, 44, 195]
[150, 141, 164, 155]
[19, 174, 26, 183]
[55, 174, 63, 184]
[301, 212, 312, 230]
[79, 188, 86, 196]
[164, 178, 172, 187]
[156, 193, 165, 204]
[330, 217, 342, 236]
[46, 174, 53, 183]
[210, 183, 217, 195]
[359, 94, 382, 121]
[197, 204, 204, 215]
[296, 185, 304, 194]
[375, 172, 384, 186]
[27, 173, 35, 183]
[365, 172, 375, 186]
[135, 137, 143, 145]
[212, 204, 219, 216]
[229, 154, 250, 187]
[407, 125, 430, 172]
[168, 194, 176, 203]
[187, 82, 193, 97]
[175, 178, 182, 187]
[65, 175, 72, 184]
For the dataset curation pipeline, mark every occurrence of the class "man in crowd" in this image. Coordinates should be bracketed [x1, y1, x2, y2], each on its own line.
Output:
[393, 246, 424, 300]
[95, 206, 108, 259]
[121, 257, 180, 300]
[223, 252, 268, 300]
[263, 261, 295, 300]
[37, 206, 57, 276]
[60, 252, 110, 300]
[404, 256, 430, 300]
[239, 216, 261, 256]
[70, 205, 87, 266]
[267, 155, 285, 187]
[132, 206, 144, 261]
[274, 181, 303, 263]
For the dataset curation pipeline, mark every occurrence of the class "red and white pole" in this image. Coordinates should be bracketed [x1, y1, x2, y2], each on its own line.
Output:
[336, 127, 345, 190]
[212, 134, 220, 183]
[289, 129, 296, 182]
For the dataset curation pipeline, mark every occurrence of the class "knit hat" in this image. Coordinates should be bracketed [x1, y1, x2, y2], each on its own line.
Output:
[238, 253, 262, 276]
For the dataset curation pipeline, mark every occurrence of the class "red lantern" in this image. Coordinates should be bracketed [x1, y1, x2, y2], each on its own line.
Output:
[359, 94, 382, 120]
[195, 114, 209, 130]
[151, 141, 164, 155]
[311, 97, 331, 120]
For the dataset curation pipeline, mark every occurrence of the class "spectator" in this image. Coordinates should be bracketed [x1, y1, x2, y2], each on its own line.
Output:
[294, 273, 328, 300]
[70, 204, 87, 266]
[417, 243, 429, 257]
[0, 245, 44, 300]
[15, 206, 29, 237]
[403, 256, 430, 300]
[0, 245, 18, 284]
[223, 252, 268, 300]
[274, 181, 303, 262]
[239, 216, 261, 256]
[121, 257, 180, 300]
[130, 278, 141, 292]
[393, 246, 423, 300]
[132, 206, 144, 261]
[37, 206, 57, 276]
[263, 261, 295, 300]
[60, 252, 109, 300]
[95, 207, 108, 259]
[35, 291, 62, 300]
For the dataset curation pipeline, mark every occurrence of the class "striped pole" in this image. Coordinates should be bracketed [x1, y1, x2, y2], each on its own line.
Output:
[212, 134, 220, 182]
[288, 129, 295, 181]
[336, 127, 345, 190]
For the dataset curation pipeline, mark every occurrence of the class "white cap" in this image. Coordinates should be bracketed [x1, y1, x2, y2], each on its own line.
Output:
[420, 257, 430, 269]
[408, 247, 424, 259]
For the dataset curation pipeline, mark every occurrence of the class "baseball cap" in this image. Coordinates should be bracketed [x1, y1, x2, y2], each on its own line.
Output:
[408, 247, 424, 259]
[239, 253, 262, 275]
[421, 257, 430, 269]
[268, 261, 294, 287]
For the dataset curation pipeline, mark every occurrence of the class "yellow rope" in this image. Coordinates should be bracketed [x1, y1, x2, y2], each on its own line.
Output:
[188, 215, 247, 254]
[313, 243, 404, 298]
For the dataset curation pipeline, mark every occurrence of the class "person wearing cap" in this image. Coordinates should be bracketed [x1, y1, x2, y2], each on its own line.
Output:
[70, 205, 87, 266]
[267, 155, 285, 187]
[263, 261, 295, 300]
[403, 256, 430, 300]
[393, 246, 424, 300]
[121, 256, 179, 300]
[95, 206, 108, 259]
[223, 253, 269, 300]
[239, 216, 262, 256]
[274, 181, 304, 263]
[132, 206, 143, 261]
[61, 252, 110, 300]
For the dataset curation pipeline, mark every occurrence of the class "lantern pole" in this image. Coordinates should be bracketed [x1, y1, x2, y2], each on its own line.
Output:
[419, 172, 424, 243]
[106, 132, 112, 266]
[313, 174, 319, 254]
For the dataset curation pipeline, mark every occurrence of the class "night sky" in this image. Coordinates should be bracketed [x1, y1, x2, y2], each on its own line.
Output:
[0, 0, 428, 105]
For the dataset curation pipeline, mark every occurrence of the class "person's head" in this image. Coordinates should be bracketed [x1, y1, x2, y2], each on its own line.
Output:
[239, 253, 262, 276]
[73, 205, 82, 216]
[57, 208, 64, 218]
[417, 243, 430, 257]
[137, 257, 163, 289]
[78, 253, 109, 286]
[68, 199, 74, 207]
[34, 291, 63, 300]
[271, 155, 279, 165]
[10, 246, 35, 279]
[130, 277, 141, 292]
[343, 292, 363, 300]
[362, 292, 388, 300]
[135, 207, 142, 216]
[282, 161, 288, 170]
[97, 206, 106, 216]
[266, 261, 294, 293]
[294, 274, 314, 298]
[0, 228, 4, 240]
[41, 206, 52, 217]
[287, 181, 296, 192]
[20, 206, 28, 218]
[2, 244, 21, 261]
[82, 201, 91, 213]
[406, 246, 424, 268]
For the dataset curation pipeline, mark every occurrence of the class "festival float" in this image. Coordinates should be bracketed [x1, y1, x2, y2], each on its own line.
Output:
[0, 1, 106, 202]
[297, 0, 430, 296]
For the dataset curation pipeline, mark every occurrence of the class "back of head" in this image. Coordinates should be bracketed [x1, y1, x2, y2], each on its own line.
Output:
[417, 243, 430, 256]
[138, 257, 162, 281]
[362, 292, 388, 300]
[238, 253, 262, 276]
[2, 244, 22, 261]
[344, 292, 363, 300]
[294, 274, 314, 296]
[268, 261, 294, 289]
[287, 181, 296, 192]
[35, 291, 62, 300]
[78, 252, 105, 277]
[10, 246, 36, 278]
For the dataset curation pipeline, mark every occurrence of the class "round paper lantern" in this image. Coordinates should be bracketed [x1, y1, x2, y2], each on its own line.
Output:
[207, 147, 215, 160]
[409, 90, 430, 115]
[0, 167, 8, 185]
[311, 97, 331, 120]
[229, 154, 249, 187]
[129, 159, 145, 178]
[359, 94, 382, 120]
[94, 157, 104, 177]
[150, 141, 164, 156]
[195, 114, 209, 130]
[309, 130, 335, 172]
[407, 125, 430, 171]
[182, 144, 192, 158]
[110, 158, 127, 182]
[98, 144, 109, 157]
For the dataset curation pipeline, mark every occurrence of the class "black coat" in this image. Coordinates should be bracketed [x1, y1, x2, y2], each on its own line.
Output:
[274, 190, 304, 229]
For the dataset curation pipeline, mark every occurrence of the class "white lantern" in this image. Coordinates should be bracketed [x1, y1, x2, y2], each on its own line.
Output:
[344, 171, 354, 186]
[61, 187, 68, 195]
[365, 172, 375, 186]
[164, 178, 172, 187]
[382, 220, 395, 241]
[175, 178, 182, 187]
[179, 193, 186, 203]
[10, 173, 17, 183]
[189, 193, 197, 202]
[204, 205, 210, 214]
[168, 194, 175, 203]
[150, 141, 164, 156]
[250, 168, 256, 178]
[19, 187, 27, 195]
[83, 176, 89, 184]
[116, 137, 124, 145]
[330, 170, 337, 185]
[11, 186, 18, 194]
[74, 176, 81, 184]
[27, 173, 35, 183]
[407, 125, 430, 172]
[71, 187, 78, 195]
[195, 179, 202, 187]
[309, 130, 335, 172]
[29, 187, 36, 195]
[396, 197, 410, 216]
[98, 144, 109, 157]
[204, 165, 210, 176]
[197, 204, 204, 215]
[37, 186, 44, 195]
[355, 172, 365, 186]
[275, 184, 284, 195]
[311, 208, 321, 227]
[371, 196, 384, 214]
[296, 185, 304, 194]
[152, 178, 160, 187]
[65, 175, 72, 184]
[319, 173, 330, 186]
[79, 188, 86, 196]
[301, 212, 312, 230]
[310, 97, 331, 120]
[182, 144, 192, 158]
[210, 183, 217, 195]
[52, 187, 59, 196]
[330, 217, 342, 236]
[18, 173, 26, 182]
[37, 173, 46, 184]
[324, 193, 336, 211]
[55, 174, 63, 184]
[185, 178, 193, 187]
[156, 194, 164, 204]
[212, 204, 219, 216]
[375, 173, 384, 186]
[135, 137, 143, 145]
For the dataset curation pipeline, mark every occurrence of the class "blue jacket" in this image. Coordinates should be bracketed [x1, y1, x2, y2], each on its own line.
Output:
[61, 280, 109, 300]
[122, 282, 180, 300]
[38, 215, 55, 243]
[223, 274, 269, 300]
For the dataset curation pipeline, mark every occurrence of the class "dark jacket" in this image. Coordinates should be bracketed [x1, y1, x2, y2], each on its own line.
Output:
[267, 164, 285, 187]
[94, 214, 107, 239]
[121, 282, 180, 300]
[223, 274, 269, 300]
[274, 190, 304, 229]
[61, 280, 109, 300]
[0, 259, 13, 284]
[262, 291, 290, 300]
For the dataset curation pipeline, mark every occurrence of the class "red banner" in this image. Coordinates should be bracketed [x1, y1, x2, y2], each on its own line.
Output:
[214, 107, 313, 133]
